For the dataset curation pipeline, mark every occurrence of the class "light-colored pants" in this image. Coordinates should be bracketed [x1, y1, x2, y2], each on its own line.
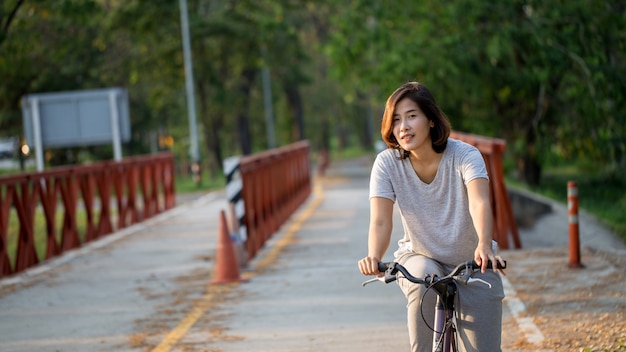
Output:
[396, 254, 505, 352]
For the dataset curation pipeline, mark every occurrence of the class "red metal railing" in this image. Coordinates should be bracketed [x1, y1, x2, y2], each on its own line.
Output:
[0, 153, 175, 278]
[450, 131, 521, 249]
[239, 141, 311, 259]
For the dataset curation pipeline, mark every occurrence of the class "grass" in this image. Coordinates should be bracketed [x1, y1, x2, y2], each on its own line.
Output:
[2, 172, 223, 273]
[507, 166, 626, 243]
[175, 173, 225, 194]
[330, 145, 374, 160]
[4, 208, 91, 271]
[0, 164, 36, 177]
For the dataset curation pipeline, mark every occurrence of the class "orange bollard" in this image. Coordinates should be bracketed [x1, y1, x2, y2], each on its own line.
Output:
[211, 210, 248, 284]
[568, 181, 583, 268]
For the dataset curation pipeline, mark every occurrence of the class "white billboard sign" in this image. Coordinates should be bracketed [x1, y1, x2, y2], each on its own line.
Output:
[21, 88, 131, 171]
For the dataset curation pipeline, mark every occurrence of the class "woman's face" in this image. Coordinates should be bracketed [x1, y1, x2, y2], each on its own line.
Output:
[392, 97, 432, 153]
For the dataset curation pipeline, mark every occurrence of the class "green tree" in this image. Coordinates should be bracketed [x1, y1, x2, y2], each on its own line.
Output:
[0, 0, 24, 46]
[0, 0, 105, 136]
[4, 0, 621, 187]
[322, 0, 626, 185]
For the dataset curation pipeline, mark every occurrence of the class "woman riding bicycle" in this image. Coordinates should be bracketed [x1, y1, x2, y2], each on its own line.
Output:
[358, 82, 506, 352]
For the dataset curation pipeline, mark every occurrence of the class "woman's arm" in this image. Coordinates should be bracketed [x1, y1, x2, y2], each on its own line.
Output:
[466, 178, 501, 273]
[358, 197, 394, 276]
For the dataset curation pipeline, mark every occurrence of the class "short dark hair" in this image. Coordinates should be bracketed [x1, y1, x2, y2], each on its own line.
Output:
[381, 82, 451, 159]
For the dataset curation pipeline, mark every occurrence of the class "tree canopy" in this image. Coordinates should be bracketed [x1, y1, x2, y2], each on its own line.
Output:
[1, 0, 624, 184]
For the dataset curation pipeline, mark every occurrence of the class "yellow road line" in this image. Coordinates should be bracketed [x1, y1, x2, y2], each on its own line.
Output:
[151, 290, 219, 352]
[151, 180, 324, 352]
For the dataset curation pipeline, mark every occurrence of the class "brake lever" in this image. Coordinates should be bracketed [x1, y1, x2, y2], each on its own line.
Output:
[453, 271, 492, 288]
[362, 269, 398, 287]
[361, 277, 385, 286]
[467, 277, 492, 288]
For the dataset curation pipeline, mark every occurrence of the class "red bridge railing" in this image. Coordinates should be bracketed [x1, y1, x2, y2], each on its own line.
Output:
[0, 153, 176, 279]
[450, 131, 521, 249]
[238, 141, 311, 259]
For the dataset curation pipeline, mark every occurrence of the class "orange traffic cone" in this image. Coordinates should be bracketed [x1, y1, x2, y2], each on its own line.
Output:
[211, 209, 247, 284]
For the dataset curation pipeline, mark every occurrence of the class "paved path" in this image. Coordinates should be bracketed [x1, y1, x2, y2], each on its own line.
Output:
[0, 157, 624, 351]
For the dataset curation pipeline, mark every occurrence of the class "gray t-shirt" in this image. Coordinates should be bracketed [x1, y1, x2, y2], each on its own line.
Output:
[369, 138, 488, 266]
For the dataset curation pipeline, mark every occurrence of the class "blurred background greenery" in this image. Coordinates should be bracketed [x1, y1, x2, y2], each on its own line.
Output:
[1, 0, 624, 237]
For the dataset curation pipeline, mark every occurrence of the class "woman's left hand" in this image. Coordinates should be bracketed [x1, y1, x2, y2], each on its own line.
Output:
[474, 242, 506, 275]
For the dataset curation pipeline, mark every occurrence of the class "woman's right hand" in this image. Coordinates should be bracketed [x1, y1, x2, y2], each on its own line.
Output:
[358, 256, 382, 276]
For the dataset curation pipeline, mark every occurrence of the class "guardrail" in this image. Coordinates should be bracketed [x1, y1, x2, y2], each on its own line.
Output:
[237, 141, 311, 259]
[450, 131, 521, 249]
[0, 153, 176, 279]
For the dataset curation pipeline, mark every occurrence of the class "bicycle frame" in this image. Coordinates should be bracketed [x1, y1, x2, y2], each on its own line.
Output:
[432, 282, 457, 352]
[362, 260, 505, 352]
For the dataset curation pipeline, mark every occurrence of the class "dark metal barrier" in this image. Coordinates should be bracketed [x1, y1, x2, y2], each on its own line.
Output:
[239, 141, 311, 259]
[0, 153, 176, 278]
[450, 131, 521, 249]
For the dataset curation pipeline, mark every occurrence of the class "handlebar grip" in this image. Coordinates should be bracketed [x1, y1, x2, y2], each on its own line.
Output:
[474, 260, 507, 270]
[378, 262, 391, 272]
[377, 260, 506, 275]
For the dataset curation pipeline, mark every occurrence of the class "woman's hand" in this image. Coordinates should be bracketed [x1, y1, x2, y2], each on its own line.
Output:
[474, 242, 506, 275]
[358, 256, 382, 276]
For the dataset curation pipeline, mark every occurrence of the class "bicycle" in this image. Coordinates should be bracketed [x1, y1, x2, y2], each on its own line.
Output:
[362, 259, 506, 352]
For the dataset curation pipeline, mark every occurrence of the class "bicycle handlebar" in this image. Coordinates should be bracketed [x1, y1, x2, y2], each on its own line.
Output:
[362, 260, 506, 288]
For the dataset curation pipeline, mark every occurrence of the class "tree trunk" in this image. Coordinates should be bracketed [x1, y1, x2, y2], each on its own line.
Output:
[197, 79, 223, 178]
[237, 68, 256, 156]
[517, 126, 542, 186]
[284, 84, 304, 142]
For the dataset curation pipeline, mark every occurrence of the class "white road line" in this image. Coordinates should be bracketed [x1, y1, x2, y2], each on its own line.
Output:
[501, 275, 549, 347]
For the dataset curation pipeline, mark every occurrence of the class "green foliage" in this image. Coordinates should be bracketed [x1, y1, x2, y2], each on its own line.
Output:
[0, 0, 106, 134]
[0, 0, 623, 189]
[323, 0, 626, 185]
[513, 164, 626, 242]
